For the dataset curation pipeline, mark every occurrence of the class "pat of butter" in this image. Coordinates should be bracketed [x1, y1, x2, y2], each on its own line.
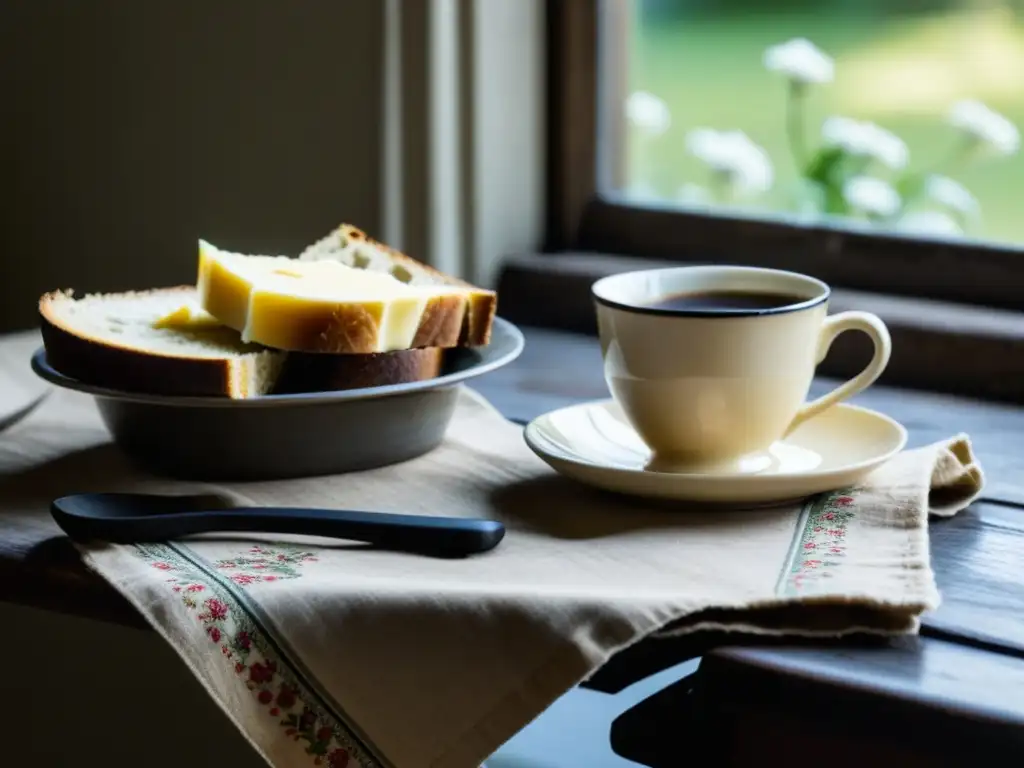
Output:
[152, 303, 223, 330]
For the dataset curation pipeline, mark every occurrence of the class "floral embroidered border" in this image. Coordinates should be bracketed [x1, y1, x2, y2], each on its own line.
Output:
[778, 488, 857, 596]
[135, 542, 386, 768]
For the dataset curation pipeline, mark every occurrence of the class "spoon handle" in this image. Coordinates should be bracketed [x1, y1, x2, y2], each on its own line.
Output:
[63, 507, 505, 558]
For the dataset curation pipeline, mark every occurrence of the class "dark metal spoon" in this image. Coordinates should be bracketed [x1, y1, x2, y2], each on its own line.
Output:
[51, 492, 505, 558]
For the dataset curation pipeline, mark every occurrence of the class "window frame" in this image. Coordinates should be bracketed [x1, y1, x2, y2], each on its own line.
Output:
[545, 0, 1024, 313]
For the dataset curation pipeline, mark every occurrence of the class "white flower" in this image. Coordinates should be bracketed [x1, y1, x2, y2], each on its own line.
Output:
[843, 176, 901, 218]
[821, 116, 909, 170]
[764, 38, 834, 85]
[685, 128, 774, 196]
[625, 91, 671, 136]
[897, 211, 963, 237]
[924, 175, 979, 218]
[947, 99, 1019, 156]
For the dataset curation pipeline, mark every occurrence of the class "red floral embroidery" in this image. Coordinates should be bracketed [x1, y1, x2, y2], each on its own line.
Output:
[249, 661, 277, 684]
[141, 545, 371, 767]
[277, 684, 299, 710]
[205, 599, 229, 620]
[212, 546, 318, 588]
[785, 490, 858, 594]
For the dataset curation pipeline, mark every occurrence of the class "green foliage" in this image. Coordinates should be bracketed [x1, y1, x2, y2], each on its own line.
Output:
[626, 7, 1024, 242]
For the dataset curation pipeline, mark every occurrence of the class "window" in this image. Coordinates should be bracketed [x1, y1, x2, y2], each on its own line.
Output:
[618, 0, 1023, 244]
[546, 0, 1024, 312]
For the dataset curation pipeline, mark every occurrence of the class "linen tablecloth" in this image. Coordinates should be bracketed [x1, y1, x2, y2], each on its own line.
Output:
[1, 375, 983, 768]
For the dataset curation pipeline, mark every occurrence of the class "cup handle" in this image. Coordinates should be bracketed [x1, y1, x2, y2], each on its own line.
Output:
[784, 311, 892, 436]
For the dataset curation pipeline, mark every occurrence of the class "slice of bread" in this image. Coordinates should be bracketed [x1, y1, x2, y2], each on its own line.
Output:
[40, 287, 283, 398]
[39, 288, 446, 399]
[299, 224, 497, 347]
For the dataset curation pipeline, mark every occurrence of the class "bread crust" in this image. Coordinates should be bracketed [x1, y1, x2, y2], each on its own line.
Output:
[239, 285, 473, 355]
[306, 225, 498, 348]
[341, 225, 497, 346]
[40, 288, 255, 397]
[273, 348, 445, 393]
[39, 288, 447, 398]
[247, 295, 468, 355]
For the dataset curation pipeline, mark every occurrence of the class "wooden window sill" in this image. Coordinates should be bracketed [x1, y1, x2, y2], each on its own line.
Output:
[497, 252, 1024, 404]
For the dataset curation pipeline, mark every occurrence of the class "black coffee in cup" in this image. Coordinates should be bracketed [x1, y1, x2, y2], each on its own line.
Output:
[647, 290, 804, 312]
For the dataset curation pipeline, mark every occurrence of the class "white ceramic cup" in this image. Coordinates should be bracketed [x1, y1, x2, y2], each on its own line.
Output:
[592, 265, 891, 474]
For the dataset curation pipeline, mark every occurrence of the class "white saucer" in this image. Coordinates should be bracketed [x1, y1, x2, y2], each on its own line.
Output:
[523, 399, 908, 506]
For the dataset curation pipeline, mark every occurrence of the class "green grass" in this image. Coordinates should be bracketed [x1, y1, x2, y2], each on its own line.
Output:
[626, 6, 1024, 244]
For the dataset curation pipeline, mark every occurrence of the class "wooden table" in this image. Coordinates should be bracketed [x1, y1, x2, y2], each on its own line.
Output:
[3, 326, 1024, 766]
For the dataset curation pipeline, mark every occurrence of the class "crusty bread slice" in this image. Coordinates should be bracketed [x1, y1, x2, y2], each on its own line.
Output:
[299, 224, 497, 347]
[40, 287, 283, 398]
[39, 288, 446, 399]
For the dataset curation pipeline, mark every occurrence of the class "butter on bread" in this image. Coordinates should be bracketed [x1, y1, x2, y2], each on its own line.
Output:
[299, 224, 496, 348]
[197, 227, 496, 354]
[151, 300, 222, 330]
[39, 288, 447, 399]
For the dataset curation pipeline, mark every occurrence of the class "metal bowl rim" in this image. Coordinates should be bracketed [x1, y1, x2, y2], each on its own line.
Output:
[31, 317, 525, 409]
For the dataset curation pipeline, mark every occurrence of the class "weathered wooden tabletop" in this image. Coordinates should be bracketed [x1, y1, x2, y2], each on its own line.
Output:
[3, 326, 1024, 765]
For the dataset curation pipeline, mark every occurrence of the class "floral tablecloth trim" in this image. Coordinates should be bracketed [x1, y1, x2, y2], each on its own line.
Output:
[778, 488, 857, 596]
[136, 542, 388, 768]
[214, 544, 320, 586]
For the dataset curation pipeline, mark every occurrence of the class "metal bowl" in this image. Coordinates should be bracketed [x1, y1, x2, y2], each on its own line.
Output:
[31, 317, 525, 481]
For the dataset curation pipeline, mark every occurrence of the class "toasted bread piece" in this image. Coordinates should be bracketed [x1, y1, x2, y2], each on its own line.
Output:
[197, 240, 472, 354]
[299, 224, 497, 346]
[40, 287, 283, 398]
[274, 347, 445, 394]
[39, 288, 446, 399]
